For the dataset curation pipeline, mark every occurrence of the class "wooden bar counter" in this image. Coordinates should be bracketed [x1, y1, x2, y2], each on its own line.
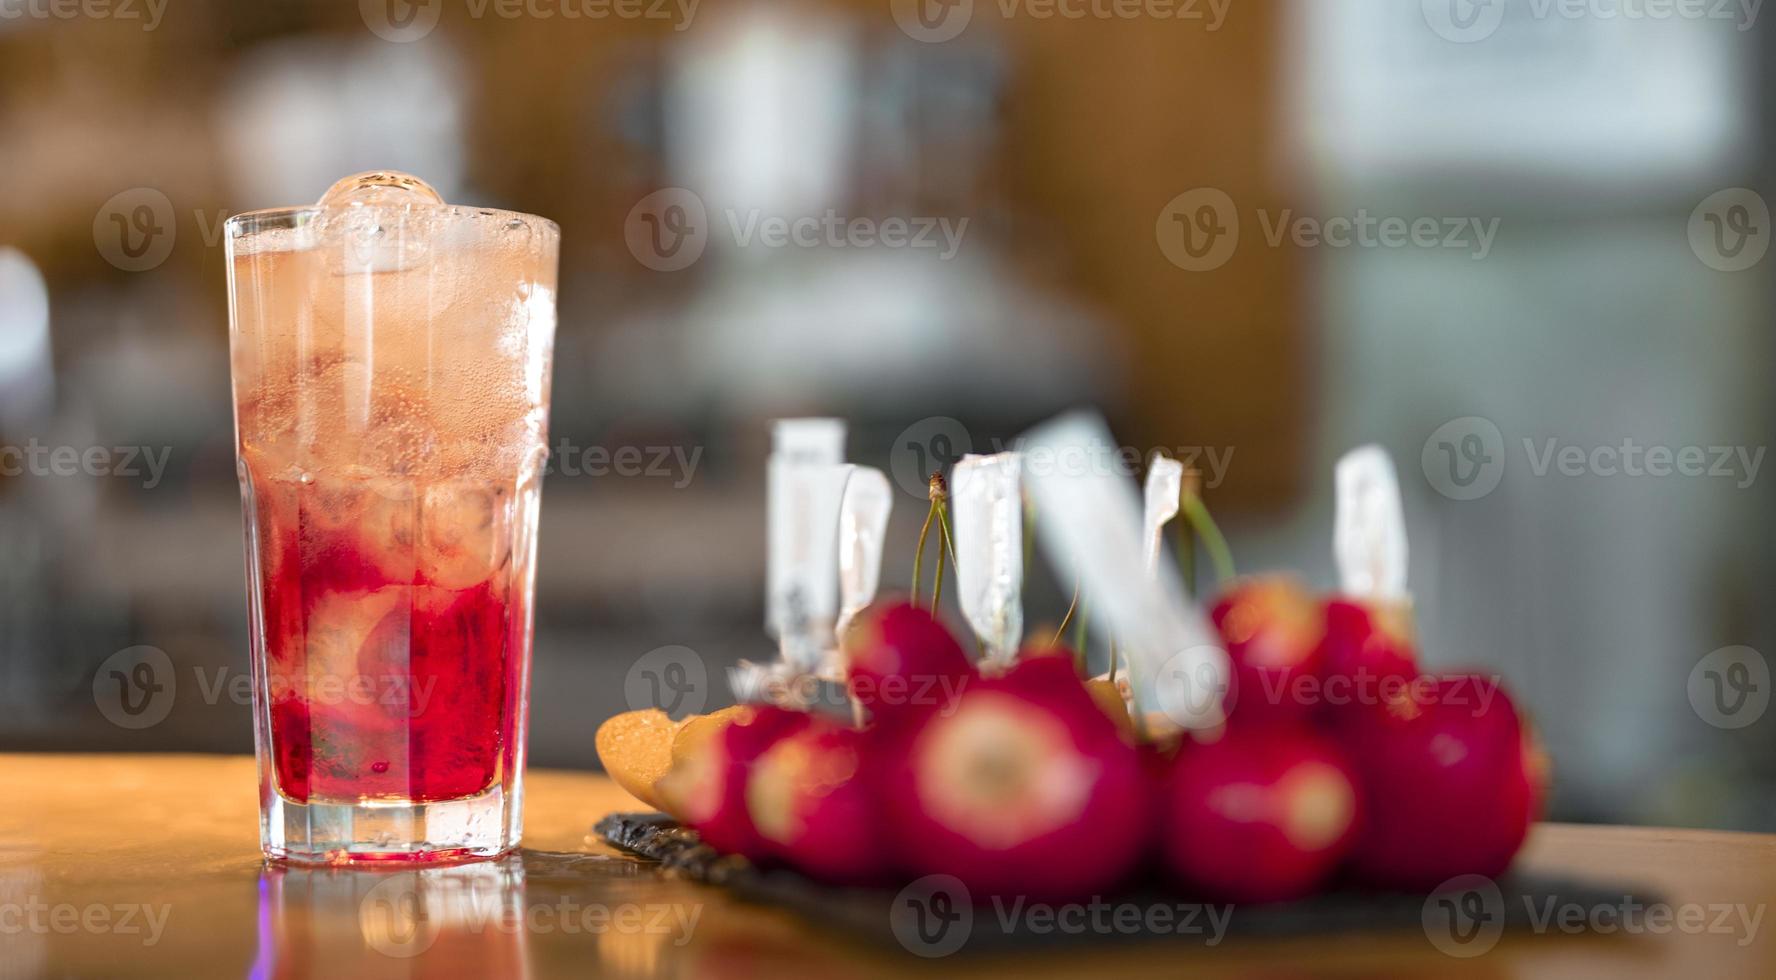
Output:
[2, 754, 1772, 978]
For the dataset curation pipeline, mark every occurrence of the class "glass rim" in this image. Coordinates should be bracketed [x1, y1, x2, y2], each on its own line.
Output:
[224, 203, 560, 240]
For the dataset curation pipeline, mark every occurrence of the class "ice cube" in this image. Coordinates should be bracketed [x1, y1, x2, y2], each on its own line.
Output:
[360, 477, 420, 582]
[303, 586, 411, 703]
[420, 479, 511, 589]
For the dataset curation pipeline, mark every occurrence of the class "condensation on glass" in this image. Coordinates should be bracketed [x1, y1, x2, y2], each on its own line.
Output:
[225, 172, 558, 864]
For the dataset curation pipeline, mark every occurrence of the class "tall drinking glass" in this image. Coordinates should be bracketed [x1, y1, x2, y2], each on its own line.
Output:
[225, 172, 558, 864]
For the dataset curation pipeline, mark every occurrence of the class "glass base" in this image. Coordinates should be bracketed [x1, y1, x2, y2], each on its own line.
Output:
[262, 784, 518, 867]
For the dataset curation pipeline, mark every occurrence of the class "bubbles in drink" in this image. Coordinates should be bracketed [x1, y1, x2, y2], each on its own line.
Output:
[230, 173, 555, 806]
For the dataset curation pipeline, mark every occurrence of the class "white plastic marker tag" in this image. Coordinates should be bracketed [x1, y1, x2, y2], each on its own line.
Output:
[1021, 412, 1228, 732]
[1334, 445, 1408, 601]
[836, 466, 893, 644]
[1142, 455, 1183, 572]
[952, 453, 1024, 667]
[767, 419, 850, 674]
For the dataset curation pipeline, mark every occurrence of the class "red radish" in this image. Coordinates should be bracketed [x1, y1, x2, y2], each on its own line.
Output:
[1211, 576, 1327, 724]
[1161, 728, 1360, 903]
[998, 648, 1096, 709]
[1316, 597, 1417, 724]
[664, 704, 809, 859]
[746, 722, 888, 884]
[842, 601, 976, 725]
[880, 674, 1150, 900]
[1340, 674, 1546, 890]
[998, 648, 1147, 743]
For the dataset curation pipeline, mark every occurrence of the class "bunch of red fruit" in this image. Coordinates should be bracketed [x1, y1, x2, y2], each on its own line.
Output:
[647, 581, 1546, 903]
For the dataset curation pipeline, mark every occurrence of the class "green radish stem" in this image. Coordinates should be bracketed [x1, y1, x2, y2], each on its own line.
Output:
[1177, 473, 1198, 600]
[1180, 468, 1235, 586]
[1072, 600, 1089, 676]
[1051, 580, 1079, 647]
[911, 483, 938, 609]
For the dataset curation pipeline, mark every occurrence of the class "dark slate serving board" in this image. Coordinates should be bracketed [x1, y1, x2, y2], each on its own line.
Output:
[595, 812, 1658, 955]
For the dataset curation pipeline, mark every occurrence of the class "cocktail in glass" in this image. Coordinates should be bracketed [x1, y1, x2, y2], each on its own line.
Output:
[225, 172, 558, 864]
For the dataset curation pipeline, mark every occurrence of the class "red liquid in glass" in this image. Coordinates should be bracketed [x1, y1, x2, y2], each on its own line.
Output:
[250, 470, 521, 804]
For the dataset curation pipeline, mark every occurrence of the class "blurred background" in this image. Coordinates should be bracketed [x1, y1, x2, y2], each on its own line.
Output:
[0, 0, 1770, 831]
